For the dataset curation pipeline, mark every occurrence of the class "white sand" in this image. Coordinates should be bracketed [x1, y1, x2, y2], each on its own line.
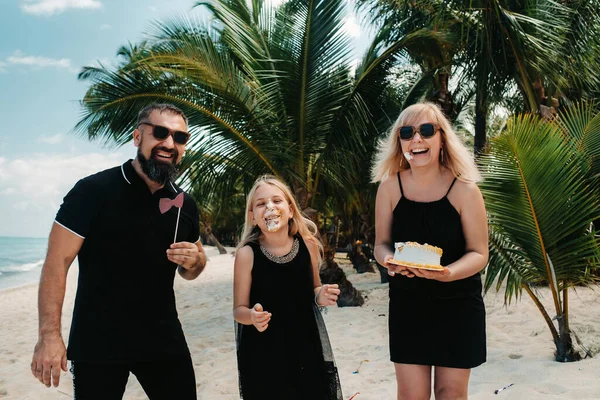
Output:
[1, 248, 599, 399]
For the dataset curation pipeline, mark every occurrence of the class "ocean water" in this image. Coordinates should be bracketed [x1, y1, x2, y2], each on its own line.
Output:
[0, 236, 47, 290]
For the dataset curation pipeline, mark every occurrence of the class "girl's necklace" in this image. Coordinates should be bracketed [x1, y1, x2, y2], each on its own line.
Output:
[260, 237, 299, 264]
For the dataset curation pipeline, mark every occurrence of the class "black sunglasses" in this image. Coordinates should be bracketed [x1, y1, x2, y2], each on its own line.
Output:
[138, 122, 190, 145]
[398, 123, 440, 140]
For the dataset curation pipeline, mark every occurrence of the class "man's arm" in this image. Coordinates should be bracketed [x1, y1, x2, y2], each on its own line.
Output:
[170, 240, 207, 280]
[32, 223, 83, 387]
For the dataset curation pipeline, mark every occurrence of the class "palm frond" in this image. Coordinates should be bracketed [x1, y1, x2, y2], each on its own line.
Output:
[479, 113, 600, 310]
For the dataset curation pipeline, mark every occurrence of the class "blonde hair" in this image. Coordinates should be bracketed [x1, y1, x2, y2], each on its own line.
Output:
[371, 102, 481, 183]
[236, 175, 323, 262]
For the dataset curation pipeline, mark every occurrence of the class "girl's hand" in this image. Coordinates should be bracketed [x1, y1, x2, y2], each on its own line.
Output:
[250, 303, 271, 332]
[383, 254, 414, 278]
[406, 267, 451, 281]
[317, 284, 340, 306]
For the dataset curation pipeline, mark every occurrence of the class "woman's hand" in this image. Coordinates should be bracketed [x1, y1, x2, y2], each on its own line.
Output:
[383, 254, 415, 278]
[250, 303, 271, 332]
[405, 266, 451, 281]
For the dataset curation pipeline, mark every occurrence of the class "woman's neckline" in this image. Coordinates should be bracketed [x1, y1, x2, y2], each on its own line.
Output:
[400, 194, 450, 204]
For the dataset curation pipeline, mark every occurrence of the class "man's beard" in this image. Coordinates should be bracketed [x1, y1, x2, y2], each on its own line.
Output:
[137, 145, 180, 185]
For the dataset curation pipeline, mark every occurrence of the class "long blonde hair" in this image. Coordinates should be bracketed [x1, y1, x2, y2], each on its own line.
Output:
[371, 102, 481, 183]
[236, 175, 323, 262]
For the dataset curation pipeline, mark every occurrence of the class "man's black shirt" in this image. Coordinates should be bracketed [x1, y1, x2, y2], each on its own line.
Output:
[55, 160, 200, 363]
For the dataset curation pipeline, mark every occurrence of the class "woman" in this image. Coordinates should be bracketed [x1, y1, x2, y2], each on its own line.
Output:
[372, 103, 488, 400]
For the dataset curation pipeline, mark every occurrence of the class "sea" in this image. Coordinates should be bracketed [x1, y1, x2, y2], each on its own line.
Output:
[0, 236, 47, 290]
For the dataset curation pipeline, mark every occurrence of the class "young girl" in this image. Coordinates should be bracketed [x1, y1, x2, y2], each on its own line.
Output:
[372, 103, 488, 399]
[233, 175, 343, 400]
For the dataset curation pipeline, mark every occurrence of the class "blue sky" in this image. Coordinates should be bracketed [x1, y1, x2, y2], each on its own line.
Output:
[0, 0, 365, 238]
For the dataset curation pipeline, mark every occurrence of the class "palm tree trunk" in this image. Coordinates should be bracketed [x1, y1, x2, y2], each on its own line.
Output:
[434, 71, 454, 119]
[474, 86, 488, 156]
[294, 183, 310, 210]
[524, 284, 580, 362]
[555, 287, 581, 362]
[204, 223, 227, 254]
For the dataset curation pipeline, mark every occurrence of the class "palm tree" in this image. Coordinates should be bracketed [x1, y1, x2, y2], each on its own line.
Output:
[478, 104, 600, 361]
[75, 0, 410, 217]
[357, 0, 600, 154]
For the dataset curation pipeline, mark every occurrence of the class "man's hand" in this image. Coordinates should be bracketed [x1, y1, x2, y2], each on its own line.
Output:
[31, 334, 67, 387]
[168, 241, 205, 270]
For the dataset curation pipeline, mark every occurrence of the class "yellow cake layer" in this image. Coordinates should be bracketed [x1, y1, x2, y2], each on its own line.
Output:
[388, 258, 445, 271]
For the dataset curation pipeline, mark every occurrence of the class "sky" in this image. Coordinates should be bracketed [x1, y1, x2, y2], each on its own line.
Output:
[0, 0, 365, 238]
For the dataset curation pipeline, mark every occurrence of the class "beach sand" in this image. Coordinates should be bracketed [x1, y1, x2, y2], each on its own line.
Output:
[1, 247, 599, 399]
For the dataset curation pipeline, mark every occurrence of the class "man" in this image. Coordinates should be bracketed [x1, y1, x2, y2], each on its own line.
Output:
[31, 104, 207, 399]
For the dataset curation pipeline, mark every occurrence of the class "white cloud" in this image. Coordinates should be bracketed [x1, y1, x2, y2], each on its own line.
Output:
[0, 152, 127, 237]
[265, 0, 286, 6]
[100, 23, 111, 30]
[0, 153, 125, 208]
[21, 0, 103, 16]
[1, 188, 17, 195]
[37, 134, 64, 144]
[7, 50, 71, 70]
[343, 16, 361, 38]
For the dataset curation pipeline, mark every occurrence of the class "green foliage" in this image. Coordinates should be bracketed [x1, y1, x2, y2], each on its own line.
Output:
[76, 0, 406, 229]
[479, 104, 600, 360]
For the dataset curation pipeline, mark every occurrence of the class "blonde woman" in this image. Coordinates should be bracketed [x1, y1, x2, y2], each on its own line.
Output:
[373, 103, 488, 399]
[233, 175, 342, 399]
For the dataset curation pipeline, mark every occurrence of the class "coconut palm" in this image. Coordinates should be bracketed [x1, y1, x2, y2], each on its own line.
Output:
[357, 0, 600, 154]
[478, 104, 600, 361]
[74, 0, 416, 216]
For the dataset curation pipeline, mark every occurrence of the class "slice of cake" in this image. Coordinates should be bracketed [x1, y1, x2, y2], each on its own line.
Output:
[389, 241, 444, 271]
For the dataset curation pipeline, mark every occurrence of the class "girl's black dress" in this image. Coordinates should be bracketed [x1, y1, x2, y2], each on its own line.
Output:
[236, 236, 342, 399]
[389, 173, 486, 368]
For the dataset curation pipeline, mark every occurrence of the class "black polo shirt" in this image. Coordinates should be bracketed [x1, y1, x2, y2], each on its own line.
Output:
[55, 160, 200, 364]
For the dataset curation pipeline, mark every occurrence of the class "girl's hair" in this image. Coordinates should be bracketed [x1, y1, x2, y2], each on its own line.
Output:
[371, 102, 481, 183]
[236, 175, 323, 262]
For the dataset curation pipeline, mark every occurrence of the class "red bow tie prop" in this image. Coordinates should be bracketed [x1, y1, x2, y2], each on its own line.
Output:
[159, 193, 184, 243]
[159, 192, 184, 214]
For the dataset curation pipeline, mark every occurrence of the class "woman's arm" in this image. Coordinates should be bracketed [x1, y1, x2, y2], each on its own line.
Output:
[374, 178, 394, 265]
[447, 182, 488, 280]
[374, 177, 410, 276]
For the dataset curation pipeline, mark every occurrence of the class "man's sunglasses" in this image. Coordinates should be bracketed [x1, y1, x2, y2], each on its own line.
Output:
[398, 123, 440, 140]
[138, 122, 190, 145]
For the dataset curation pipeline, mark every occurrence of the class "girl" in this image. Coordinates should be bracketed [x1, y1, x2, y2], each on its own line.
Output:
[233, 175, 343, 400]
[372, 103, 488, 399]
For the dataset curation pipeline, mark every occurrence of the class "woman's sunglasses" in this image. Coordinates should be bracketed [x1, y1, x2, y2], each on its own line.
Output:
[398, 123, 440, 141]
[138, 122, 190, 145]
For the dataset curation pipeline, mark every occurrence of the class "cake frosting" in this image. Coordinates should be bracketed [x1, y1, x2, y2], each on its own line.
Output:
[389, 241, 444, 270]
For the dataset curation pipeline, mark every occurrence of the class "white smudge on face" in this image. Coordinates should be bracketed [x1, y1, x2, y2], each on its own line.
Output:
[404, 151, 413, 161]
[263, 201, 282, 232]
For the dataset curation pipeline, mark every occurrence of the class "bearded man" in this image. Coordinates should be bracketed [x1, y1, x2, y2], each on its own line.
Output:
[31, 104, 206, 399]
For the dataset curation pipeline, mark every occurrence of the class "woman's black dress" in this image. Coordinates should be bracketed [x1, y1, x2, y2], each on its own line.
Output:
[389, 173, 486, 368]
[236, 236, 342, 399]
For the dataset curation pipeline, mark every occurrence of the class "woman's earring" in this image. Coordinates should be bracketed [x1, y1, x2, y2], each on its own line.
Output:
[440, 148, 445, 164]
